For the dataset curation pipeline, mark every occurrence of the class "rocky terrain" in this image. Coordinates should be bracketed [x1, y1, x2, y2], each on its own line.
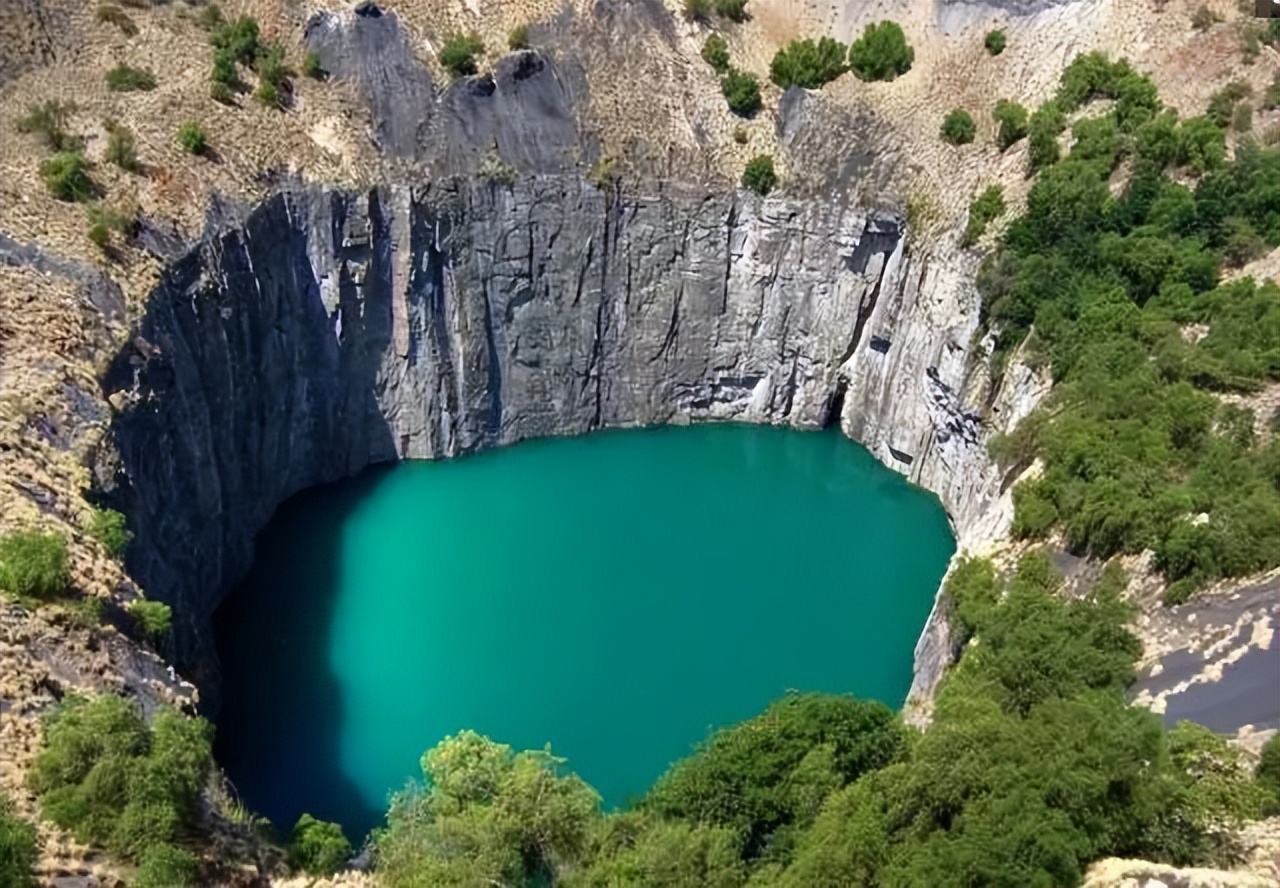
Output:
[1, 0, 1278, 885]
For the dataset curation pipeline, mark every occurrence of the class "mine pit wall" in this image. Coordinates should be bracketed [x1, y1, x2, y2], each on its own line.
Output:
[105, 176, 1042, 713]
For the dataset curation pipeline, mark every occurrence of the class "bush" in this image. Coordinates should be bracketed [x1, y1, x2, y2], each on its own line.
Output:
[993, 99, 1029, 150]
[963, 184, 1006, 245]
[301, 50, 324, 79]
[847, 21, 913, 82]
[87, 508, 131, 559]
[95, 4, 138, 36]
[197, 3, 224, 31]
[1258, 734, 1280, 815]
[176, 121, 207, 155]
[255, 79, 280, 108]
[288, 814, 352, 875]
[255, 41, 287, 87]
[0, 794, 37, 888]
[0, 531, 70, 601]
[721, 68, 761, 116]
[1233, 101, 1253, 133]
[769, 37, 846, 89]
[88, 222, 111, 249]
[16, 100, 77, 151]
[105, 64, 156, 91]
[985, 28, 1006, 55]
[507, 24, 529, 51]
[714, 0, 749, 22]
[129, 599, 172, 639]
[1191, 5, 1219, 31]
[1207, 80, 1251, 127]
[682, 0, 712, 22]
[210, 15, 259, 65]
[1028, 101, 1066, 171]
[29, 696, 212, 863]
[741, 154, 776, 195]
[940, 108, 975, 145]
[210, 81, 234, 104]
[134, 845, 200, 888]
[701, 34, 730, 74]
[733, 126, 748, 144]
[439, 32, 484, 77]
[103, 123, 138, 171]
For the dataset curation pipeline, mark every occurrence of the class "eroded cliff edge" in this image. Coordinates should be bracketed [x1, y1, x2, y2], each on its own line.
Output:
[98, 174, 1042, 708]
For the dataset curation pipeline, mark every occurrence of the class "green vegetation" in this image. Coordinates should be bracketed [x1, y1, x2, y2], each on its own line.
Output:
[105, 64, 156, 91]
[95, 4, 138, 37]
[0, 794, 37, 888]
[1207, 80, 1251, 128]
[977, 53, 1280, 601]
[135, 845, 200, 888]
[847, 21, 913, 82]
[88, 222, 111, 249]
[0, 531, 70, 601]
[29, 696, 212, 869]
[1191, 5, 1220, 31]
[701, 34, 730, 74]
[16, 101, 77, 151]
[372, 552, 1267, 887]
[508, 24, 530, 51]
[721, 68, 762, 117]
[963, 184, 1005, 246]
[176, 121, 207, 155]
[289, 814, 352, 875]
[1258, 734, 1280, 816]
[992, 99, 1028, 150]
[940, 108, 975, 145]
[714, 0, 749, 23]
[87, 507, 131, 558]
[985, 28, 1006, 55]
[1233, 101, 1253, 133]
[129, 599, 173, 639]
[769, 37, 846, 89]
[1027, 100, 1066, 171]
[103, 122, 138, 171]
[683, 0, 748, 23]
[682, 0, 712, 22]
[741, 155, 776, 196]
[439, 32, 484, 78]
[301, 50, 324, 79]
[207, 14, 289, 102]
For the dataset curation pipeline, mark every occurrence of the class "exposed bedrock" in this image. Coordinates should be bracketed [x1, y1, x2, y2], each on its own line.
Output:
[101, 175, 1041, 712]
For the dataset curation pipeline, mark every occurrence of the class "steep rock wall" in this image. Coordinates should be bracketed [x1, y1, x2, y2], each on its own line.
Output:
[104, 175, 1031, 706]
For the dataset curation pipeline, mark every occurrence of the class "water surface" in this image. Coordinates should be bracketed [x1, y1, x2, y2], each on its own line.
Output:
[213, 424, 954, 841]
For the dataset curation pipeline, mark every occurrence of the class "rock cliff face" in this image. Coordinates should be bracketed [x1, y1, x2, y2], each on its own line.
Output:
[104, 174, 1036, 707]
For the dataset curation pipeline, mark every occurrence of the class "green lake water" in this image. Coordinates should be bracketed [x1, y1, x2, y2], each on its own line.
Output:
[213, 424, 955, 842]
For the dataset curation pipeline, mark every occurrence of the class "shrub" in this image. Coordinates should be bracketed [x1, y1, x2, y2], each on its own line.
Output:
[1258, 734, 1280, 816]
[682, 0, 712, 22]
[741, 154, 776, 195]
[176, 121, 207, 155]
[103, 123, 139, 171]
[721, 68, 762, 116]
[0, 794, 37, 888]
[87, 508, 131, 558]
[197, 3, 224, 31]
[1191, 5, 1219, 31]
[993, 99, 1029, 150]
[847, 21, 913, 82]
[105, 64, 156, 91]
[439, 32, 484, 77]
[940, 108, 975, 145]
[88, 222, 111, 249]
[963, 184, 1005, 245]
[985, 28, 1006, 55]
[587, 158, 617, 189]
[733, 125, 748, 144]
[63, 596, 104, 631]
[135, 845, 200, 888]
[0, 531, 71, 600]
[1027, 100, 1066, 170]
[129, 599, 172, 639]
[16, 100, 77, 151]
[1233, 101, 1253, 133]
[769, 37, 846, 89]
[714, 0, 749, 22]
[95, 4, 138, 36]
[210, 81, 234, 104]
[29, 696, 212, 862]
[507, 24, 529, 51]
[701, 34, 730, 74]
[1207, 80, 1251, 127]
[301, 50, 324, 78]
[255, 79, 280, 108]
[210, 15, 259, 65]
[288, 814, 352, 875]
[255, 41, 287, 86]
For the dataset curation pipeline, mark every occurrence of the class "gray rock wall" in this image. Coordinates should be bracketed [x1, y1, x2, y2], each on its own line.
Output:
[105, 174, 1030, 708]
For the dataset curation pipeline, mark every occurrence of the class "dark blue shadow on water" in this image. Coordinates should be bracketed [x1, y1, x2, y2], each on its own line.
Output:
[213, 465, 394, 845]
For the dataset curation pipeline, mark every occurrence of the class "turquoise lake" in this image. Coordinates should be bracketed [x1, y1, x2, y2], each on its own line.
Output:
[212, 424, 955, 841]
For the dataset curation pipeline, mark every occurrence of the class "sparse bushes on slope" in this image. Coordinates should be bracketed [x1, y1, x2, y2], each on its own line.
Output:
[963, 184, 1005, 246]
[993, 98, 1029, 150]
[95, 3, 138, 37]
[134, 846, 200, 888]
[701, 34, 730, 74]
[741, 154, 776, 195]
[302, 50, 324, 78]
[1258, 734, 1280, 816]
[1027, 100, 1066, 171]
[129, 599, 173, 640]
[87, 508, 130, 558]
[103, 122, 139, 171]
[721, 68, 761, 116]
[0, 794, 37, 888]
[940, 108, 975, 145]
[0, 531, 70, 601]
[683, 0, 749, 24]
[985, 28, 1006, 55]
[439, 32, 484, 78]
[176, 121, 207, 155]
[713, 0, 749, 23]
[847, 21, 913, 82]
[769, 37, 845, 89]
[16, 101, 77, 151]
[105, 64, 156, 91]
[507, 24, 529, 51]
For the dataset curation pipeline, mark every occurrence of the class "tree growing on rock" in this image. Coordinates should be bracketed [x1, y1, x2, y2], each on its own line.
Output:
[848, 21, 913, 81]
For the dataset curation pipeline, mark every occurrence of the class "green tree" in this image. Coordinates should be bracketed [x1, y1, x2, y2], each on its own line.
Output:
[721, 68, 762, 116]
[1028, 100, 1066, 170]
[1257, 734, 1280, 815]
[377, 731, 600, 888]
[0, 794, 37, 888]
[569, 815, 745, 888]
[993, 99, 1029, 150]
[985, 29, 1006, 55]
[702, 34, 731, 74]
[289, 814, 351, 875]
[847, 21, 913, 82]
[769, 37, 846, 89]
[0, 531, 71, 601]
[741, 154, 776, 195]
[439, 32, 484, 77]
[940, 108, 976, 145]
